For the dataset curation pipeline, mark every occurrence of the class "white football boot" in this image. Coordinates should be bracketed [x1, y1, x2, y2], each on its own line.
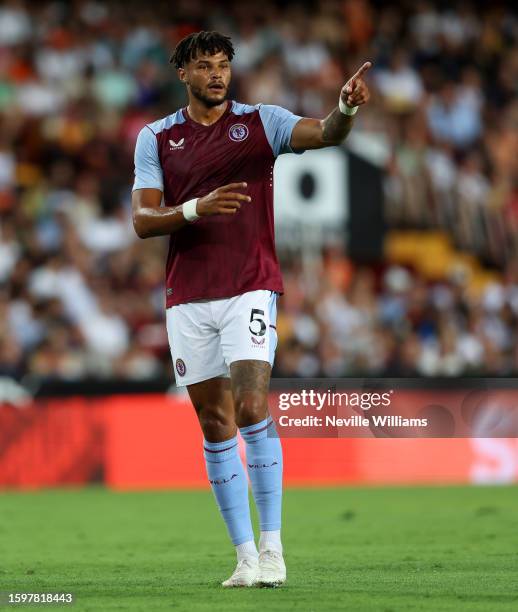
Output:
[257, 550, 286, 587]
[221, 556, 259, 587]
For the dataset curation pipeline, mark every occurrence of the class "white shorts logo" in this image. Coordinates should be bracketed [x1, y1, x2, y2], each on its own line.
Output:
[229, 124, 249, 142]
[175, 358, 186, 376]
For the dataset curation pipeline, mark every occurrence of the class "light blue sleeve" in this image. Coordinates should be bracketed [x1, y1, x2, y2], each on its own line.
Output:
[133, 126, 164, 191]
[258, 104, 305, 157]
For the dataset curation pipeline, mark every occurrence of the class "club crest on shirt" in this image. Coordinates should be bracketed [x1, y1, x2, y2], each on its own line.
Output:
[228, 123, 249, 142]
[175, 358, 186, 376]
[169, 138, 185, 150]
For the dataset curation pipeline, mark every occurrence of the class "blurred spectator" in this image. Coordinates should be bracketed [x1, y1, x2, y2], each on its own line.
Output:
[426, 79, 482, 148]
[374, 48, 424, 113]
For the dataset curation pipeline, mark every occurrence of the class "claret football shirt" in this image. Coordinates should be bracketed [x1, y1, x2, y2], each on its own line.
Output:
[133, 101, 303, 308]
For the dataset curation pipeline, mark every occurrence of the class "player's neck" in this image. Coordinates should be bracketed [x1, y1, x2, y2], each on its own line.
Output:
[186, 98, 229, 126]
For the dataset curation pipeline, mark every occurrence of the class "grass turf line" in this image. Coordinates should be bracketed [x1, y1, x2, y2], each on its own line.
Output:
[0, 486, 517, 611]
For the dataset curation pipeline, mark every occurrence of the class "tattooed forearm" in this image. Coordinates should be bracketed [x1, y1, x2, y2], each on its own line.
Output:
[321, 107, 355, 145]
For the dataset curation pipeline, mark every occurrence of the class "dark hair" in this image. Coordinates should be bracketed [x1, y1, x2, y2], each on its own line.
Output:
[170, 31, 234, 69]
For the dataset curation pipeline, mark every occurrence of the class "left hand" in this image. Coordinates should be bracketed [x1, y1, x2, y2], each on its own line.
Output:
[341, 61, 372, 108]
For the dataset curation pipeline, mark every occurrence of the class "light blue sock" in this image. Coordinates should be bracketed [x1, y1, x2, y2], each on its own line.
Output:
[203, 436, 254, 546]
[240, 417, 283, 531]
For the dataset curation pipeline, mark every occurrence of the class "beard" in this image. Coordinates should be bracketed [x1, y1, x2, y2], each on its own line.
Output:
[190, 82, 228, 107]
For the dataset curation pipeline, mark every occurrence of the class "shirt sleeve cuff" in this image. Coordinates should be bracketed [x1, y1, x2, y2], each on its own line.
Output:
[132, 180, 164, 192]
[282, 116, 305, 155]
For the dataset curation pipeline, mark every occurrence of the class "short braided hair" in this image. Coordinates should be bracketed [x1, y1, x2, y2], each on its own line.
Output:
[170, 31, 234, 69]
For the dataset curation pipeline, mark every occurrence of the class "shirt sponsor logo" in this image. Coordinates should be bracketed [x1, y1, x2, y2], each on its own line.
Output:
[229, 123, 249, 142]
[169, 138, 185, 150]
[251, 336, 265, 347]
[175, 358, 186, 376]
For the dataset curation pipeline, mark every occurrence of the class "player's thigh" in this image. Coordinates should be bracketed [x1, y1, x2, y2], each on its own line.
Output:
[166, 303, 228, 387]
[219, 289, 279, 368]
[187, 376, 236, 441]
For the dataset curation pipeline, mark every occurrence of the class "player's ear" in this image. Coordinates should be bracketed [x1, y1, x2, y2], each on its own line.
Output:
[178, 68, 187, 84]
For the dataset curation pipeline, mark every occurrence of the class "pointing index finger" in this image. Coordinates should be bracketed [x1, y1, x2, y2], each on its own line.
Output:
[220, 182, 247, 191]
[351, 61, 372, 81]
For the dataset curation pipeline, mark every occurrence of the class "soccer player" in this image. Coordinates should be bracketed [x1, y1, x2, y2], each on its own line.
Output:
[132, 31, 370, 587]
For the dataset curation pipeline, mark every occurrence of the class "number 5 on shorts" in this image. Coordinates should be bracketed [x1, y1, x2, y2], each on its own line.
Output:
[249, 308, 266, 337]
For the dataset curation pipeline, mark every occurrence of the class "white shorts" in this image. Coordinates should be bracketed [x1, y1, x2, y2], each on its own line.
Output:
[166, 290, 278, 386]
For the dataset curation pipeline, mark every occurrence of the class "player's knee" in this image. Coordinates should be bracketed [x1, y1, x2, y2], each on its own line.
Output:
[197, 406, 235, 440]
[234, 393, 268, 427]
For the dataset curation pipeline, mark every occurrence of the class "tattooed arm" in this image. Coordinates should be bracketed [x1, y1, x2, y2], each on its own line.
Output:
[290, 61, 372, 150]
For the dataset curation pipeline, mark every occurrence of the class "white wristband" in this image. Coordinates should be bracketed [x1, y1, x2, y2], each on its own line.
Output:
[182, 198, 199, 222]
[338, 96, 358, 116]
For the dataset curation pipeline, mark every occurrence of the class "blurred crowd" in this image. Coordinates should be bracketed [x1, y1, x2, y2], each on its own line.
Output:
[0, 0, 517, 380]
[276, 255, 518, 377]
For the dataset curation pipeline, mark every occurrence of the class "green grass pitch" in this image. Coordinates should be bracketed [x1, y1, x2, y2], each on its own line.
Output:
[0, 486, 517, 611]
